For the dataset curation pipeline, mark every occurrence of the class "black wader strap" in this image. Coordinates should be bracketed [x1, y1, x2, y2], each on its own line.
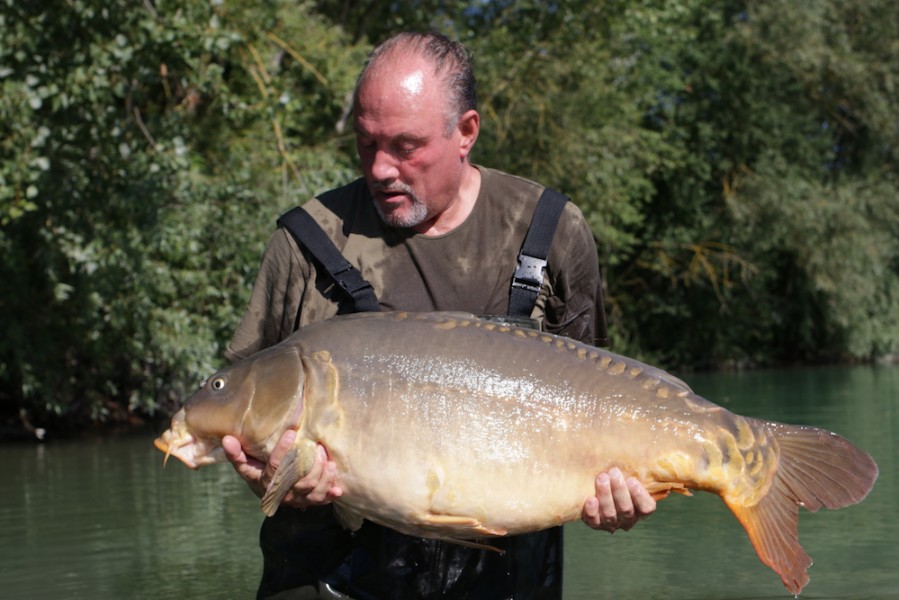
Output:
[277, 207, 381, 313]
[508, 188, 569, 318]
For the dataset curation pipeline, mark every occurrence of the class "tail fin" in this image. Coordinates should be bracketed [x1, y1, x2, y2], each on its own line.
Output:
[723, 422, 878, 595]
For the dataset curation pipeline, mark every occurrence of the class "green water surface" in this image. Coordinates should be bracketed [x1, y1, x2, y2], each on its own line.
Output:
[1, 364, 895, 599]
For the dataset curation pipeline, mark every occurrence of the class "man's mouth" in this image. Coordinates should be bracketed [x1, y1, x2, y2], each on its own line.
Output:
[374, 190, 408, 205]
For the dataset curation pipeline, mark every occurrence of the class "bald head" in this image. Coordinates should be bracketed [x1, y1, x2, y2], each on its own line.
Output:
[355, 32, 477, 135]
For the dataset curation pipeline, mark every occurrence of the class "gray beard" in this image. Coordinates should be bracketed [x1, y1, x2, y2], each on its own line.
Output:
[372, 184, 429, 229]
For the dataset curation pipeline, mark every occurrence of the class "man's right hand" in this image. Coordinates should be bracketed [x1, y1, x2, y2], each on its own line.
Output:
[222, 430, 343, 510]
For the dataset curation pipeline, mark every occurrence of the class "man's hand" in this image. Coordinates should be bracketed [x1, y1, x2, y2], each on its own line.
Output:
[582, 467, 656, 533]
[222, 430, 343, 510]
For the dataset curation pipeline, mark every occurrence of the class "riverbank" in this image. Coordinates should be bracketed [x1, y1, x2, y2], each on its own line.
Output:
[0, 405, 167, 443]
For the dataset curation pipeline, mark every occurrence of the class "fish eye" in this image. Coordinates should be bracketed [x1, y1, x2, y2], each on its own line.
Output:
[211, 377, 226, 390]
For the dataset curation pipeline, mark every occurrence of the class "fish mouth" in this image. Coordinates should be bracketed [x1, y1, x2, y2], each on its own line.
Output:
[154, 429, 201, 469]
[154, 408, 228, 470]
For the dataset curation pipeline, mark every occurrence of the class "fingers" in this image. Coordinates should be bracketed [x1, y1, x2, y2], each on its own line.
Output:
[221, 434, 244, 463]
[302, 446, 338, 503]
[582, 470, 623, 532]
[222, 434, 266, 498]
[627, 475, 657, 517]
[287, 444, 327, 501]
[260, 429, 298, 491]
[608, 468, 636, 530]
[278, 444, 344, 510]
[223, 431, 344, 510]
[582, 468, 656, 533]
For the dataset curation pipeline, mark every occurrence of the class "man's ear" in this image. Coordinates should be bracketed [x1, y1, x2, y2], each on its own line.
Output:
[457, 109, 480, 159]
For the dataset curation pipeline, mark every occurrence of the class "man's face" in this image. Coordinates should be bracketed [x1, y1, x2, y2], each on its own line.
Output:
[354, 56, 470, 232]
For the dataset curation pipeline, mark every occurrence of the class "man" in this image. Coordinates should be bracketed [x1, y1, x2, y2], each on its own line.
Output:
[222, 32, 656, 599]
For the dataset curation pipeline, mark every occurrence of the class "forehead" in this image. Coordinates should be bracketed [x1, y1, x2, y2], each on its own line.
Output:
[354, 56, 447, 137]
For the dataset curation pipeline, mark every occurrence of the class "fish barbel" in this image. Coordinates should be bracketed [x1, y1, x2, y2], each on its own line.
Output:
[155, 311, 878, 595]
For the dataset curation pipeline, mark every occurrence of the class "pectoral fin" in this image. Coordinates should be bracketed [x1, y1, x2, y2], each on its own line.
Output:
[435, 537, 505, 553]
[415, 515, 507, 551]
[260, 437, 318, 517]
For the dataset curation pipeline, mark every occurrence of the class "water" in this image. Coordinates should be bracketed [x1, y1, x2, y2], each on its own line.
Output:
[564, 364, 898, 599]
[1, 364, 896, 599]
[0, 435, 265, 598]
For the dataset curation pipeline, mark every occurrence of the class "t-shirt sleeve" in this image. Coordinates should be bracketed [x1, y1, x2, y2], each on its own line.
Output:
[542, 202, 609, 347]
[225, 229, 309, 361]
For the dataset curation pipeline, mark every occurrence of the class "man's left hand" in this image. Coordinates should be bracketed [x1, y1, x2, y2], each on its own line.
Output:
[581, 467, 656, 533]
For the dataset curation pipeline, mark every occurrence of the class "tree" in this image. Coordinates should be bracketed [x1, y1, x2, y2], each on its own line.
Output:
[0, 0, 365, 430]
[570, 0, 898, 367]
[2, 0, 896, 434]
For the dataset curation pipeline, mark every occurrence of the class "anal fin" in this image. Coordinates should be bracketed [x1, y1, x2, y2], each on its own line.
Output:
[644, 481, 692, 501]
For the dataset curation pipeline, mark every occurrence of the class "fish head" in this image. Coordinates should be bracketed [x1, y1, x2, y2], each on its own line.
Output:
[155, 343, 305, 469]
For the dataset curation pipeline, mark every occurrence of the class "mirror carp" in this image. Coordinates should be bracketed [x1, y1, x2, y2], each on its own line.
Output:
[155, 311, 878, 596]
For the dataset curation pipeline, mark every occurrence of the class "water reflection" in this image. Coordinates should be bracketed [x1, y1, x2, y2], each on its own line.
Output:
[0, 364, 896, 599]
[0, 435, 264, 599]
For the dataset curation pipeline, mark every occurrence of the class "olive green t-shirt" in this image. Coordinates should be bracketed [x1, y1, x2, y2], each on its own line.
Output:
[227, 166, 607, 360]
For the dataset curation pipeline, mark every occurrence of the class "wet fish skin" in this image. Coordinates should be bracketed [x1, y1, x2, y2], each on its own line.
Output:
[155, 311, 878, 596]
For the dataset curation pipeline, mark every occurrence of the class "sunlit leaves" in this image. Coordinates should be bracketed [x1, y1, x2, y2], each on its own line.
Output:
[0, 0, 364, 426]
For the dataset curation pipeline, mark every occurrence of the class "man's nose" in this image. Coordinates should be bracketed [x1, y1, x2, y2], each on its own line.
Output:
[370, 148, 399, 182]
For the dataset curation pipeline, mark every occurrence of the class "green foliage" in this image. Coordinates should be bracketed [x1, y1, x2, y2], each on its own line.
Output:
[593, 0, 899, 367]
[728, 157, 899, 361]
[1, 0, 897, 433]
[0, 0, 363, 428]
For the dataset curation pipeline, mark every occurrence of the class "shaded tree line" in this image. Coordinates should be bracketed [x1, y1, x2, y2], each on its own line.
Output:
[1, 0, 897, 434]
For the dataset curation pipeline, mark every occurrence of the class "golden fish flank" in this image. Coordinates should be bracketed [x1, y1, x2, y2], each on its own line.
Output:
[155, 311, 878, 596]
